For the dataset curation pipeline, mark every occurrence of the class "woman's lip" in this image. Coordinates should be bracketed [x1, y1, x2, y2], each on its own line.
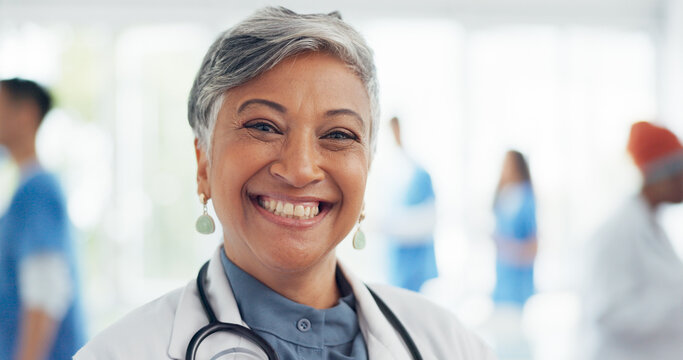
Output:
[250, 196, 329, 228]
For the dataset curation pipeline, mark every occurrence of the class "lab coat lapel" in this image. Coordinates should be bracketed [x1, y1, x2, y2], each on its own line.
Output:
[167, 247, 254, 359]
[338, 261, 412, 360]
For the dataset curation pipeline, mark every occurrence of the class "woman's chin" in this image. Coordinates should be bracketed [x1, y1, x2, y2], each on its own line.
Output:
[257, 245, 335, 274]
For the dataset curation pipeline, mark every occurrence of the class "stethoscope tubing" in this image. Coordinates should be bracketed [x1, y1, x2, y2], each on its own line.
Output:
[186, 262, 279, 360]
[186, 261, 423, 360]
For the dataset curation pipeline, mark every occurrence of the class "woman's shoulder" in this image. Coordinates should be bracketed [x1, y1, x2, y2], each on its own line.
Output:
[369, 284, 496, 359]
[74, 286, 185, 359]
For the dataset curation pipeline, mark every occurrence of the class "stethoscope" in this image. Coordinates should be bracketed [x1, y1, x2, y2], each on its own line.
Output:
[186, 261, 424, 360]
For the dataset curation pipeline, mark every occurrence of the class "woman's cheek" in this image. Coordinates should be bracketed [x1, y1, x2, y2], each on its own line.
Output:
[335, 152, 369, 206]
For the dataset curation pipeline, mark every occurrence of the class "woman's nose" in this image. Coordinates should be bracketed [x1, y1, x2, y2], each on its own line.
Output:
[269, 134, 324, 188]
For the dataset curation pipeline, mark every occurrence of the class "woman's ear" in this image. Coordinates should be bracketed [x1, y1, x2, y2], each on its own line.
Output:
[195, 138, 210, 197]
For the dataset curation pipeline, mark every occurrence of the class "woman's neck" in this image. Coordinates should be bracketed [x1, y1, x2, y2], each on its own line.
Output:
[8, 139, 37, 168]
[223, 243, 341, 309]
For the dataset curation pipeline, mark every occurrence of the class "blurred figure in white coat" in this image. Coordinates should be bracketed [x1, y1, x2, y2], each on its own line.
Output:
[379, 116, 438, 292]
[581, 121, 683, 360]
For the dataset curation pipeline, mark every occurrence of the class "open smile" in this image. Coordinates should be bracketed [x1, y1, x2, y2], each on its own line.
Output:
[249, 194, 331, 227]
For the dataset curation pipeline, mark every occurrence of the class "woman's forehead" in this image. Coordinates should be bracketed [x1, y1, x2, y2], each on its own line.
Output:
[224, 53, 372, 123]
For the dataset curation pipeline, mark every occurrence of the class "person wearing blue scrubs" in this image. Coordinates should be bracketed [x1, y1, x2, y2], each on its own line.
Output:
[382, 117, 438, 292]
[0, 78, 85, 360]
[492, 150, 537, 306]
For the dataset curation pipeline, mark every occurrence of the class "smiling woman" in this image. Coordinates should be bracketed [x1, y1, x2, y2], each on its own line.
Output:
[74, 7, 495, 360]
[207, 53, 371, 309]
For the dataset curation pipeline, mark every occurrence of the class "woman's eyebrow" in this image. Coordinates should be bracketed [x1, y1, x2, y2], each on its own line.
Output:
[237, 99, 287, 114]
[325, 109, 365, 130]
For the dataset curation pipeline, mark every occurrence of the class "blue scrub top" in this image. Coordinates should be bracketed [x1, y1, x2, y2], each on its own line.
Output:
[492, 181, 537, 306]
[494, 182, 537, 242]
[220, 250, 368, 360]
[0, 168, 86, 360]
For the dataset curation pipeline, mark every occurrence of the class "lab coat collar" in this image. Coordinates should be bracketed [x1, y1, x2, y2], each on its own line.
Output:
[167, 247, 248, 359]
[167, 247, 410, 359]
[337, 261, 413, 360]
[632, 193, 677, 254]
[632, 193, 665, 231]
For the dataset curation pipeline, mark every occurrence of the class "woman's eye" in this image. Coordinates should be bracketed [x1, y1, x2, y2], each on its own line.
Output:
[245, 121, 278, 133]
[324, 130, 357, 140]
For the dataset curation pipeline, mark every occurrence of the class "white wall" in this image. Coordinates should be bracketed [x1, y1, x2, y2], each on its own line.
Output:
[661, 0, 683, 132]
[659, 0, 683, 259]
[0, 0, 662, 27]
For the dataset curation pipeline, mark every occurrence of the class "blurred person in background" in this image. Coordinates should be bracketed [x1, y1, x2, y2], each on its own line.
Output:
[0, 78, 86, 359]
[75, 7, 494, 360]
[581, 121, 683, 360]
[378, 116, 438, 292]
[492, 150, 537, 307]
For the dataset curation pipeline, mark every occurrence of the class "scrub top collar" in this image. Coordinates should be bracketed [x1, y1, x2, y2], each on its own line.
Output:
[220, 249, 360, 348]
[19, 159, 43, 185]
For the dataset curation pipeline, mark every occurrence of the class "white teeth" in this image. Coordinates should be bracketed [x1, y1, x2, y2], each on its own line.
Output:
[259, 198, 320, 220]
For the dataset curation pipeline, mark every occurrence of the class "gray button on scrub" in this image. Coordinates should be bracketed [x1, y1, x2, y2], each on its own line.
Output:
[296, 318, 311, 332]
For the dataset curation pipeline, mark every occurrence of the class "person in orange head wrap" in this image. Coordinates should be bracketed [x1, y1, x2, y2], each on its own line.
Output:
[580, 121, 683, 360]
[628, 121, 683, 199]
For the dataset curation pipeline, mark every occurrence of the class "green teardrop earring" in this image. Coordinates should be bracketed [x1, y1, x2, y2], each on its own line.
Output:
[195, 193, 216, 235]
[352, 210, 366, 250]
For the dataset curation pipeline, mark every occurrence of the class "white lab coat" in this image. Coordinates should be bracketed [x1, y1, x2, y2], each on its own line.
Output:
[75, 248, 495, 359]
[581, 195, 683, 360]
[376, 148, 436, 244]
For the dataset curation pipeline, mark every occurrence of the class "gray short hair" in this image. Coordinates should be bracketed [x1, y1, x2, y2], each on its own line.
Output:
[188, 6, 379, 156]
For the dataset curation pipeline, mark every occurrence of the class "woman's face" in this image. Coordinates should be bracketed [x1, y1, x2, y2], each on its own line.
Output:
[500, 153, 518, 184]
[197, 52, 372, 275]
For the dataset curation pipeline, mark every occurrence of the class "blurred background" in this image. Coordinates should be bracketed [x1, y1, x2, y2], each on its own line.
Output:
[1, 0, 682, 359]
